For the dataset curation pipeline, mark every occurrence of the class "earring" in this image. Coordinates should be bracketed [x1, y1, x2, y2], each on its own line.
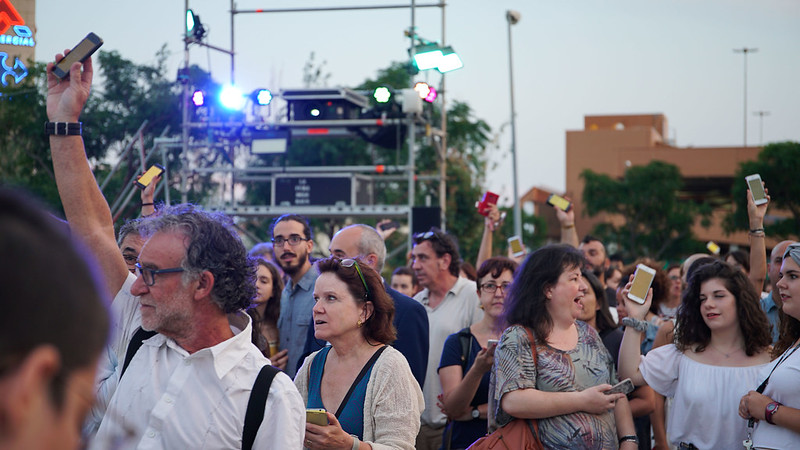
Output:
[479, 304, 485, 310]
[357, 319, 363, 328]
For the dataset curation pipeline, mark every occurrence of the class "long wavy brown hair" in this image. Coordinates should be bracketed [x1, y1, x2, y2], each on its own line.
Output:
[675, 261, 771, 356]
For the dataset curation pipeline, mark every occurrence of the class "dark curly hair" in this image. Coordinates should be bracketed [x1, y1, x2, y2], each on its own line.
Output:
[316, 257, 396, 345]
[502, 244, 585, 344]
[142, 204, 256, 313]
[413, 228, 462, 277]
[674, 260, 771, 356]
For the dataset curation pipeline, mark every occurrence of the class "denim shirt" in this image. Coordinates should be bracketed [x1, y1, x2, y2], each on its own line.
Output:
[278, 267, 319, 378]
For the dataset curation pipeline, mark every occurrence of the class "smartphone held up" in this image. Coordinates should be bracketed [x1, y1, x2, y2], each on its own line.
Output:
[744, 174, 768, 206]
[627, 264, 656, 305]
[52, 32, 104, 79]
[135, 164, 165, 190]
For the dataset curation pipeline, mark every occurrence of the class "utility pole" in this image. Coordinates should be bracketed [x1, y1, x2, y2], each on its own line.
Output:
[753, 110, 770, 146]
[733, 47, 757, 147]
[507, 10, 522, 238]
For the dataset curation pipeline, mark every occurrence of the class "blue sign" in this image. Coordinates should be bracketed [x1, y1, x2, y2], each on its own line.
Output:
[0, 52, 28, 86]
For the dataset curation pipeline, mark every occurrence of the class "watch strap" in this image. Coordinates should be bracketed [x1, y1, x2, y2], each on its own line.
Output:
[765, 401, 781, 425]
[45, 121, 82, 136]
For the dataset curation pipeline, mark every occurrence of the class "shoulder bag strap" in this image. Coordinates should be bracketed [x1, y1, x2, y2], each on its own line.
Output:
[242, 364, 280, 450]
[334, 345, 388, 418]
[120, 327, 157, 380]
[523, 327, 542, 441]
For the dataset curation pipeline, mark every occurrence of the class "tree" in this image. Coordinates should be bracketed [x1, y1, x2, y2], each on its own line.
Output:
[581, 160, 710, 261]
[724, 141, 800, 239]
[0, 48, 185, 221]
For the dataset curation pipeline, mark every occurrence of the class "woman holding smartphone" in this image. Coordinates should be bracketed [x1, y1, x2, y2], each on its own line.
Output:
[739, 243, 800, 447]
[619, 261, 772, 449]
[491, 244, 637, 449]
[438, 257, 518, 450]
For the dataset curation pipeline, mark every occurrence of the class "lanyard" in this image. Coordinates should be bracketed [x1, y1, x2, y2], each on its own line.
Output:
[746, 339, 800, 433]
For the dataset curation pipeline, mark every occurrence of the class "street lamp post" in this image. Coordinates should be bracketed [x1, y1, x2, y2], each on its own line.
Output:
[753, 110, 770, 146]
[733, 47, 757, 147]
[506, 10, 522, 239]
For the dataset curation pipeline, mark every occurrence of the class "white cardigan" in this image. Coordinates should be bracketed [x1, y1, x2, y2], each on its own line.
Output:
[295, 345, 424, 450]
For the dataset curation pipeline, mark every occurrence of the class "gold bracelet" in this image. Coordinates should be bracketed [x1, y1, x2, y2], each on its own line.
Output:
[562, 224, 575, 229]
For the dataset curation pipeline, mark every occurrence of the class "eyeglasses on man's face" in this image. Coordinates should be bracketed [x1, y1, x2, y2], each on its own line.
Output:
[135, 262, 185, 287]
[271, 234, 309, 246]
[480, 281, 512, 294]
[340, 258, 370, 300]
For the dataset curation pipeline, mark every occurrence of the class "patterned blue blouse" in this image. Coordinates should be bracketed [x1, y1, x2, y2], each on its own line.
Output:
[491, 322, 619, 449]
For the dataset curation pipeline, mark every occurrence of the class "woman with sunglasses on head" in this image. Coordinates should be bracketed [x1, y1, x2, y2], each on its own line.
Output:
[619, 260, 772, 449]
[739, 243, 800, 448]
[491, 244, 637, 449]
[438, 257, 518, 450]
[295, 257, 424, 450]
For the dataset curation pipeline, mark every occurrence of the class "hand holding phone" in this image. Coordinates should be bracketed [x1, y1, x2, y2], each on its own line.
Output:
[604, 378, 634, 396]
[53, 33, 104, 79]
[547, 193, 572, 212]
[627, 264, 656, 305]
[135, 164, 165, 190]
[379, 220, 399, 231]
[507, 236, 525, 258]
[745, 174, 768, 206]
[476, 192, 499, 217]
[306, 408, 329, 426]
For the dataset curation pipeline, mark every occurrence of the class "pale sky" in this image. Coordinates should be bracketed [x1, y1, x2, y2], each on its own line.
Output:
[34, 0, 800, 204]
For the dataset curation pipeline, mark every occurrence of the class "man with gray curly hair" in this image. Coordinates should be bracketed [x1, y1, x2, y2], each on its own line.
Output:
[45, 54, 304, 449]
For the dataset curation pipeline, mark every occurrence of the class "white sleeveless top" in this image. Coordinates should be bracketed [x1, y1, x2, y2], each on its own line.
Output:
[640, 344, 768, 449]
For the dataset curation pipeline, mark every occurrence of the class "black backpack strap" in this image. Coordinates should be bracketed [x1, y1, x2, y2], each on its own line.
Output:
[121, 327, 157, 379]
[242, 364, 281, 450]
[457, 327, 473, 374]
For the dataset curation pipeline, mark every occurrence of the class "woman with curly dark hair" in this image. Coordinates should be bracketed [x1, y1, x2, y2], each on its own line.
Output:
[619, 260, 772, 449]
[739, 243, 800, 447]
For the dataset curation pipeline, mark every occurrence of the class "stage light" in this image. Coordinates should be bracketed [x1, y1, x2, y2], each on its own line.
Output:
[191, 90, 205, 106]
[219, 85, 246, 111]
[252, 89, 272, 106]
[414, 82, 431, 99]
[373, 86, 392, 103]
[424, 86, 438, 103]
[437, 46, 463, 73]
[186, 10, 207, 41]
[412, 44, 443, 71]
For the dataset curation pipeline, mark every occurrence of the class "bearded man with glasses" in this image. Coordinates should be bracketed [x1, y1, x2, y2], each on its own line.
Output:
[271, 213, 319, 377]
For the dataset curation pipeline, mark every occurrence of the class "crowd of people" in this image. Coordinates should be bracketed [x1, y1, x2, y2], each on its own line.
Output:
[3, 52, 799, 450]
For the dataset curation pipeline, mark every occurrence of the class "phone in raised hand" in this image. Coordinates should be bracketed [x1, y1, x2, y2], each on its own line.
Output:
[52, 32, 104, 79]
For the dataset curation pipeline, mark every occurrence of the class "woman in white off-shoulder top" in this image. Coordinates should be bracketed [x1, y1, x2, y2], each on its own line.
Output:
[619, 261, 772, 449]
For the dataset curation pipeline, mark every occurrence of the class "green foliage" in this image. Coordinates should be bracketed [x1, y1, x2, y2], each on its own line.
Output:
[582, 160, 709, 261]
[725, 142, 800, 239]
[0, 62, 61, 210]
